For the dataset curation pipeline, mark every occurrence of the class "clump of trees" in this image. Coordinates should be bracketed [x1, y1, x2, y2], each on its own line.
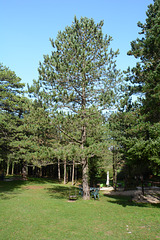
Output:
[109, 0, 160, 189]
[0, 0, 160, 199]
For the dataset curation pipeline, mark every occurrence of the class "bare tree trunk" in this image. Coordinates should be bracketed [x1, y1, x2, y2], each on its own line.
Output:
[39, 167, 42, 177]
[75, 163, 77, 182]
[81, 81, 90, 200]
[58, 158, 61, 181]
[82, 157, 90, 200]
[11, 161, 15, 175]
[113, 147, 117, 191]
[82, 125, 90, 200]
[22, 164, 27, 180]
[64, 158, 67, 184]
[72, 160, 75, 185]
[6, 159, 10, 176]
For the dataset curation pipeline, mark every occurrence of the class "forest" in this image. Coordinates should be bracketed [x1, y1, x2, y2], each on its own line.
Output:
[0, 0, 160, 200]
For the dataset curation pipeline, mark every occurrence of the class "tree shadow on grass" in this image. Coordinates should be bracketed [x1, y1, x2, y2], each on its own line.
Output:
[27, 177, 58, 184]
[104, 194, 160, 208]
[0, 177, 57, 200]
[0, 179, 27, 200]
[46, 185, 79, 200]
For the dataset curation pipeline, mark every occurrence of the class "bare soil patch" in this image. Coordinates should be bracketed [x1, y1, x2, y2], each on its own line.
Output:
[67, 200, 77, 202]
[102, 187, 160, 204]
[23, 185, 45, 190]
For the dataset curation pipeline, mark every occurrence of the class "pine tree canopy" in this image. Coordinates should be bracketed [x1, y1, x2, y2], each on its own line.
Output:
[0, 63, 25, 115]
[0, 63, 27, 164]
[38, 16, 121, 113]
[127, 0, 160, 122]
[35, 16, 122, 199]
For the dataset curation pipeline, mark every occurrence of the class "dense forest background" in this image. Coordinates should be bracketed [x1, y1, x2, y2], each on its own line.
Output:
[0, 0, 160, 198]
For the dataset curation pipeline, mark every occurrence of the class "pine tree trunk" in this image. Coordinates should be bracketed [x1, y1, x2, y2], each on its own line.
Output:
[82, 124, 90, 200]
[72, 160, 75, 185]
[39, 167, 42, 177]
[58, 158, 61, 181]
[69, 166, 71, 181]
[22, 164, 27, 180]
[64, 158, 67, 184]
[11, 161, 15, 175]
[81, 79, 90, 199]
[113, 148, 117, 191]
[6, 159, 10, 176]
[82, 157, 90, 200]
[75, 163, 77, 182]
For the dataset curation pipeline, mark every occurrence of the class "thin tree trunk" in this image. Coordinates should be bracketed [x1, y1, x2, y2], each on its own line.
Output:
[81, 79, 90, 200]
[72, 160, 75, 185]
[82, 157, 90, 200]
[114, 167, 117, 190]
[6, 159, 10, 176]
[64, 158, 67, 184]
[82, 125, 90, 200]
[113, 147, 117, 191]
[69, 166, 71, 181]
[22, 164, 27, 180]
[75, 163, 77, 182]
[39, 167, 42, 177]
[58, 158, 61, 181]
[11, 161, 15, 175]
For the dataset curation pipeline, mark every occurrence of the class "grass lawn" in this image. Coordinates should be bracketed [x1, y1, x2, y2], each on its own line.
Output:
[0, 178, 160, 240]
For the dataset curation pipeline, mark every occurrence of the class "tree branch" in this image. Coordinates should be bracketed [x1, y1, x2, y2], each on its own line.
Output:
[55, 125, 82, 145]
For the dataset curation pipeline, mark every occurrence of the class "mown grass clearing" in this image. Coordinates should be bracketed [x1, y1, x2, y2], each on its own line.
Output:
[0, 178, 160, 240]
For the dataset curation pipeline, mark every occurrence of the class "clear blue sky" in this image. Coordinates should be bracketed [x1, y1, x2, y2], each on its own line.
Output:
[1, 0, 153, 88]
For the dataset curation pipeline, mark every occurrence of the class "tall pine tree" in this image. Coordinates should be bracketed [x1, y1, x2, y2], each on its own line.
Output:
[128, 0, 160, 123]
[127, 0, 160, 170]
[36, 17, 121, 199]
[0, 63, 26, 173]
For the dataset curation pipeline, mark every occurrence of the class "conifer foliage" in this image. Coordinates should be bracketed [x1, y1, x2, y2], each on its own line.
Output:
[127, 0, 160, 168]
[128, 0, 160, 123]
[0, 64, 26, 171]
[110, 0, 160, 184]
[38, 17, 121, 199]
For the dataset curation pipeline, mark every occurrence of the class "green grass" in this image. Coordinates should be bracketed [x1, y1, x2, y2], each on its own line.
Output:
[0, 178, 160, 240]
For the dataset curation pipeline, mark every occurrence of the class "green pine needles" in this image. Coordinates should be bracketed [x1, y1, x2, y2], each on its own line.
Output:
[37, 17, 121, 199]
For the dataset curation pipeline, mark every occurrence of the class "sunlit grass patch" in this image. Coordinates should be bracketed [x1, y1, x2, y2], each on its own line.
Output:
[0, 179, 160, 240]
